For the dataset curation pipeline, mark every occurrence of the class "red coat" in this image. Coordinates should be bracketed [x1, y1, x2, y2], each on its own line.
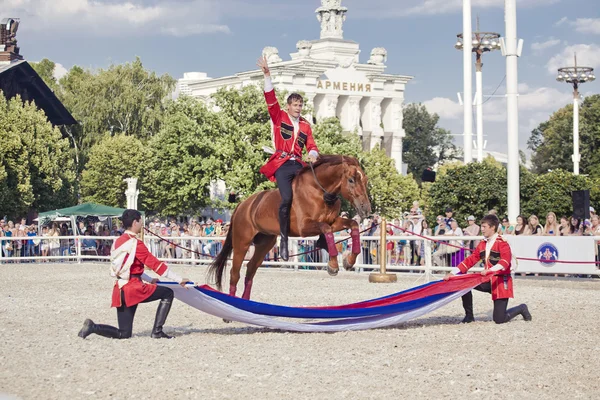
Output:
[111, 233, 168, 308]
[259, 89, 319, 181]
[457, 235, 513, 300]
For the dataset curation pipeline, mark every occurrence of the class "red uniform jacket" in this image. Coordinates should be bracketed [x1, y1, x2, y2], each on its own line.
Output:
[457, 235, 514, 300]
[111, 233, 168, 308]
[259, 89, 319, 181]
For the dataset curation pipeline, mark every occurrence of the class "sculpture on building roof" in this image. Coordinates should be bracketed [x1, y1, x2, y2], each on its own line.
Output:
[315, 0, 347, 40]
[368, 47, 387, 65]
[296, 40, 312, 58]
[262, 46, 282, 64]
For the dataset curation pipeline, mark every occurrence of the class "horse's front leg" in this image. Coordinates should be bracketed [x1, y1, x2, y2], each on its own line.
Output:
[306, 221, 341, 276]
[329, 217, 361, 271]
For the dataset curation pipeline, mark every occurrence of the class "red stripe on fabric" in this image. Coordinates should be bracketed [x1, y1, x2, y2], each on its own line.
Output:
[198, 274, 490, 310]
[316, 274, 490, 310]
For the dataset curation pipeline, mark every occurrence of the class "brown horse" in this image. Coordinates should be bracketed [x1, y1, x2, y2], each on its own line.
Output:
[209, 155, 371, 300]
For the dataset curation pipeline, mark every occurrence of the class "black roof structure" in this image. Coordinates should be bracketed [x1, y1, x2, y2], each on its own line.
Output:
[0, 60, 77, 126]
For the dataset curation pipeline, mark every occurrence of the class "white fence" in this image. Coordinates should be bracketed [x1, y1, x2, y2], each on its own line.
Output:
[1, 233, 598, 279]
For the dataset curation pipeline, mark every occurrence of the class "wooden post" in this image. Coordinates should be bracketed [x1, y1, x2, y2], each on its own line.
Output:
[369, 218, 397, 283]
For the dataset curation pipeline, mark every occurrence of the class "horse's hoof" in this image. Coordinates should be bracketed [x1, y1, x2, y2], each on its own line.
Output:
[223, 318, 232, 324]
[343, 258, 355, 271]
[327, 266, 339, 276]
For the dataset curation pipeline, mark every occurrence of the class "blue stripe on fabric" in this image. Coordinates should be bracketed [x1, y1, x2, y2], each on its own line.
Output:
[344, 280, 441, 306]
[197, 287, 456, 319]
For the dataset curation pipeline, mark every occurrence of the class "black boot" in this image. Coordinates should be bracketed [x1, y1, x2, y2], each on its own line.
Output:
[279, 205, 291, 262]
[460, 291, 475, 323]
[78, 319, 123, 339]
[151, 299, 173, 339]
[504, 304, 532, 323]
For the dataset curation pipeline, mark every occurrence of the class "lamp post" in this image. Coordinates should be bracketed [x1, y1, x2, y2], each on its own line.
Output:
[455, 26, 501, 162]
[461, 0, 473, 164]
[556, 54, 595, 175]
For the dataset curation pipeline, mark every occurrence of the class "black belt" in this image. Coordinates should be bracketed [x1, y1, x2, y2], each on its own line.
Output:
[276, 150, 298, 160]
[130, 274, 142, 279]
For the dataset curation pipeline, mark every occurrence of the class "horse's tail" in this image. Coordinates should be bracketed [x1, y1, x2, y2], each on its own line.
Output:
[208, 216, 235, 291]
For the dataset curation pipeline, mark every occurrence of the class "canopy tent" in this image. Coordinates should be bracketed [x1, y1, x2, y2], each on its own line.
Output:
[37, 203, 144, 233]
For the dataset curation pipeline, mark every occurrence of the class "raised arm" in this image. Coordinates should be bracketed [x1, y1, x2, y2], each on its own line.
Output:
[257, 55, 281, 124]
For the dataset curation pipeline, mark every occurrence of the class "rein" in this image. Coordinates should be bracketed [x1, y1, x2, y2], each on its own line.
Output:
[308, 161, 340, 206]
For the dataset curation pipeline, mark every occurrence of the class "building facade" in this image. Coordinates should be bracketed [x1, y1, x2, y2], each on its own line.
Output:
[179, 0, 412, 172]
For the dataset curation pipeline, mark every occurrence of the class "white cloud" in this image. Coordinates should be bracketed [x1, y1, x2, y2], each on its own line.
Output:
[3, 0, 231, 37]
[546, 44, 600, 74]
[344, 0, 560, 17]
[572, 18, 600, 35]
[531, 38, 561, 52]
[53, 63, 68, 80]
[421, 83, 573, 153]
[422, 97, 463, 119]
[555, 17, 568, 26]
[555, 17, 600, 35]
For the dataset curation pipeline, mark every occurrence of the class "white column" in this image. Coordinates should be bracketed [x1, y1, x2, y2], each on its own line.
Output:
[347, 96, 363, 135]
[323, 94, 339, 119]
[390, 134, 404, 173]
[124, 178, 139, 210]
[475, 68, 484, 162]
[505, 0, 520, 223]
[573, 94, 580, 175]
[369, 98, 384, 149]
[462, 0, 473, 164]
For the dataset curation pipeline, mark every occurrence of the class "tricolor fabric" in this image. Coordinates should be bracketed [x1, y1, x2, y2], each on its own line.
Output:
[153, 274, 491, 333]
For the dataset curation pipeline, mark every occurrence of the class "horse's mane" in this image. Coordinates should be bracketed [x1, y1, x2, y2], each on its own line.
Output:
[296, 154, 360, 177]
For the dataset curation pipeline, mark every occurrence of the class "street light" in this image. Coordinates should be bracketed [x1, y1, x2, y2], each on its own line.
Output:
[455, 24, 501, 162]
[556, 53, 595, 175]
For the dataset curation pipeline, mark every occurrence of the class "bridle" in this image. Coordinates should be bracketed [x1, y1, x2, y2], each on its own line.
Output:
[308, 158, 342, 206]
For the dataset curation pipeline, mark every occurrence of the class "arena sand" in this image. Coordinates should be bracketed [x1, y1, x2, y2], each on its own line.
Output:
[1, 263, 599, 400]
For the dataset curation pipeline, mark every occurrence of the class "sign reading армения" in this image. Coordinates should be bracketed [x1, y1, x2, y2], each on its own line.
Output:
[317, 80, 372, 92]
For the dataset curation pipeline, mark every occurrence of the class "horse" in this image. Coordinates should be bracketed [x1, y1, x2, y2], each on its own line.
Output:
[208, 155, 372, 300]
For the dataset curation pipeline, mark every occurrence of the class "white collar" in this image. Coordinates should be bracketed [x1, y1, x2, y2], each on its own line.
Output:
[484, 233, 498, 242]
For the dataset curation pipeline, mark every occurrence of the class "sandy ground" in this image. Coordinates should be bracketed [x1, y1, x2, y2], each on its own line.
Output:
[0, 262, 599, 400]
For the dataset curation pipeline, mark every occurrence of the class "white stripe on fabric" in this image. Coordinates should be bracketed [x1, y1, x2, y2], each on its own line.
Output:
[158, 282, 473, 333]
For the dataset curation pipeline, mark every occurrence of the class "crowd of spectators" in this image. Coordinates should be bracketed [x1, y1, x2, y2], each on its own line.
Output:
[2, 206, 599, 268]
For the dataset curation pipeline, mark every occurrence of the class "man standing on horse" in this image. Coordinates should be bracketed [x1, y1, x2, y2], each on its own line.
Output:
[257, 54, 320, 261]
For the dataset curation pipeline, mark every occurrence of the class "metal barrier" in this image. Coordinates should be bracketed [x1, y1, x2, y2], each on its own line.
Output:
[1, 234, 598, 281]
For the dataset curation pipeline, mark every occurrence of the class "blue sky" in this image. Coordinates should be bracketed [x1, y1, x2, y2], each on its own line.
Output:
[4, 0, 599, 155]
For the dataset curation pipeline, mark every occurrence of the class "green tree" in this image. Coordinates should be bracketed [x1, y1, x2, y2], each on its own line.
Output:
[521, 169, 594, 221]
[143, 97, 224, 215]
[80, 134, 149, 207]
[30, 58, 59, 92]
[0, 94, 75, 218]
[402, 103, 458, 181]
[362, 147, 420, 218]
[528, 94, 600, 178]
[56, 58, 176, 173]
[428, 157, 508, 223]
[312, 117, 362, 158]
[210, 85, 275, 199]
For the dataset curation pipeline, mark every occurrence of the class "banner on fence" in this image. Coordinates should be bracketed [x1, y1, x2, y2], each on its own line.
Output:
[504, 236, 598, 274]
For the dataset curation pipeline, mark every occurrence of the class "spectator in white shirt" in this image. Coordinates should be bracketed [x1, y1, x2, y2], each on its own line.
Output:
[433, 219, 463, 266]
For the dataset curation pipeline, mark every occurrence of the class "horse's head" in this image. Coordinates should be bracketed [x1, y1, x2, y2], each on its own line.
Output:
[340, 159, 372, 219]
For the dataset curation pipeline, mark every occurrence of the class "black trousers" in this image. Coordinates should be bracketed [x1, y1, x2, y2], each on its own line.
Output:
[116, 285, 173, 338]
[274, 160, 303, 208]
[462, 282, 509, 324]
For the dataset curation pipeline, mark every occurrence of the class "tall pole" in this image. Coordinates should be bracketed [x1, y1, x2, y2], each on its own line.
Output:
[475, 55, 484, 162]
[462, 0, 473, 164]
[556, 54, 595, 175]
[573, 89, 580, 175]
[505, 0, 520, 223]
